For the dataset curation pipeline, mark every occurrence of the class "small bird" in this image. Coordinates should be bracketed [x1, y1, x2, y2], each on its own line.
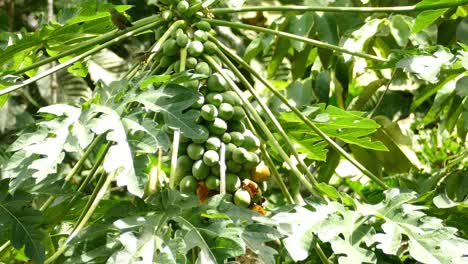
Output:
[109, 8, 133, 30]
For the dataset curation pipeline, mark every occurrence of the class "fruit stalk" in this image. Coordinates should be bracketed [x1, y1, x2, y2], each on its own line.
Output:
[213, 37, 389, 189]
[169, 129, 181, 189]
[214, 45, 320, 187]
[204, 55, 316, 197]
[143, 20, 186, 72]
[44, 170, 116, 263]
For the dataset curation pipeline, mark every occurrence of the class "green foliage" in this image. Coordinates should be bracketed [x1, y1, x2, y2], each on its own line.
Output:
[273, 189, 468, 264]
[0, 180, 45, 263]
[1, 0, 468, 263]
[280, 104, 387, 161]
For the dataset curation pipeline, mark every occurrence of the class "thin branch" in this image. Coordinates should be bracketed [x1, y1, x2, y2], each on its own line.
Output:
[367, 71, 396, 118]
[210, 1, 468, 14]
[142, 20, 186, 73]
[44, 171, 116, 264]
[6, 15, 162, 77]
[169, 128, 181, 189]
[202, 18, 386, 62]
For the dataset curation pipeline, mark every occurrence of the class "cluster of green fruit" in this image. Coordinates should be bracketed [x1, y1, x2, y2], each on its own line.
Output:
[175, 71, 268, 207]
[152, 2, 270, 209]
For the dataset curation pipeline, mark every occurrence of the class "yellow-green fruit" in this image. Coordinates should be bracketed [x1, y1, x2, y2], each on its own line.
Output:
[187, 143, 204, 160]
[163, 39, 178, 56]
[194, 30, 208, 42]
[207, 74, 227, 92]
[176, 32, 189, 47]
[232, 106, 246, 121]
[205, 137, 221, 151]
[206, 93, 223, 106]
[251, 162, 270, 182]
[201, 104, 218, 121]
[177, 1, 189, 13]
[192, 160, 210, 180]
[208, 118, 227, 135]
[186, 57, 198, 69]
[196, 21, 211, 31]
[188, 41, 204, 57]
[226, 173, 241, 192]
[205, 176, 220, 190]
[179, 176, 197, 194]
[230, 132, 244, 146]
[218, 103, 234, 120]
[203, 41, 217, 55]
[192, 94, 205, 108]
[221, 132, 231, 143]
[234, 189, 251, 208]
[232, 147, 249, 163]
[177, 155, 193, 172]
[242, 133, 260, 151]
[195, 62, 212, 75]
[203, 150, 219, 167]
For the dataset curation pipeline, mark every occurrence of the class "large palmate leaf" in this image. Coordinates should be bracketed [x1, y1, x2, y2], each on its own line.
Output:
[2, 81, 202, 196]
[241, 224, 282, 264]
[280, 104, 387, 161]
[0, 4, 129, 75]
[358, 189, 468, 264]
[131, 84, 208, 140]
[89, 104, 145, 197]
[0, 180, 45, 263]
[2, 104, 87, 191]
[273, 201, 376, 264]
[272, 205, 334, 262]
[108, 215, 178, 264]
[316, 203, 376, 264]
[270, 188, 468, 263]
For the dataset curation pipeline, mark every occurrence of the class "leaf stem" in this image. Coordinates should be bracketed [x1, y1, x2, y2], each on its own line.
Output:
[64, 142, 112, 209]
[204, 54, 315, 197]
[180, 47, 188, 72]
[214, 43, 320, 188]
[219, 143, 227, 195]
[0, 241, 10, 255]
[0, 19, 164, 97]
[39, 134, 106, 212]
[259, 143, 295, 204]
[142, 20, 186, 72]
[213, 39, 388, 189]
[314, 243, 331, 264]
[169, 128, 181, 189]
[210, 1, 468, 14]
[201, 18, 386, 62]
[366, 71, 396, 118]
[44, 170, 116, 264]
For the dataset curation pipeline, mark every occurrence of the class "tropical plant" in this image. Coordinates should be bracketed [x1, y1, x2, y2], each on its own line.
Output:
[0, 0, 467, 263]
